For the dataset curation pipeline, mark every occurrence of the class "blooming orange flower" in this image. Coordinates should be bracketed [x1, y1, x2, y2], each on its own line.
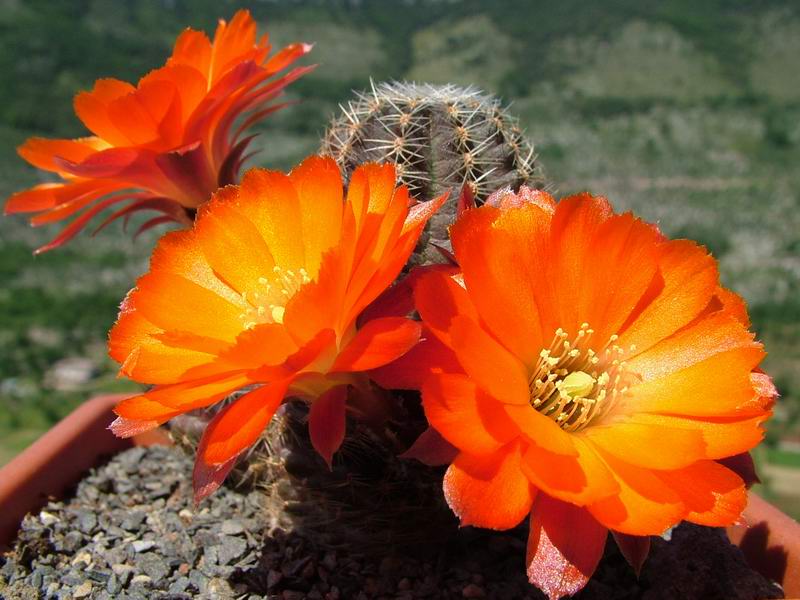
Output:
[5, 10, 312, 252]
[108, 156, 446, 501]
[377, 188, 775, 599]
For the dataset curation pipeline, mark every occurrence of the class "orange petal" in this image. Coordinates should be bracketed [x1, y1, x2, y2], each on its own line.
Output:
[656, 460, 747, 527]
[503, 404, 577, 456]
[400, 189, 449, 236]
[612, 532, 651, 577]
[579, 213, 661, 343]
[400, 427, 458, 466]
[247, 328, 337, 382]
[18, 137, 104, 172]
[283, 251, 346, 345]
[73, 79, 137, 146]
[308, 385, 348, 469]
[209, 10, 259, 85]
[148, 229, 245, 307]
[618, 413, 767, 460]
[618, 239, 718, 356]
[200, 379, 290, 465]
[169, 27, 212, 75]
[547, 193, 613, 334]
[626, 311, 758, 382]
[443, 442, 536, 530]
[369, 331, 462, 391]
[113, 394, 182, 422]
[109, 308, 225, 385]
[289, 156, 343, 277]
[714, 285, 750, 327]
[109, 416, 164, 439]
[233, 168, 305, 270]
[422, 374, 517, 455]
[450, 203, 551, 365]
[414, 268, 478, 345]
[131, 271, 245, 344]
[332, 317, 421, 372]
[718, 452, 760, 488]
[135, 371, 251, 411]
[193, 189, 277, 298]
[193, 454, 237, 504]
[627, 346, 766, 417]
[526, 496, 607, 600]
[584, 418, 706, 470]
[520, 437, 619, 505]
[449, 315, 530, 405]
[587, 450, 684, 536]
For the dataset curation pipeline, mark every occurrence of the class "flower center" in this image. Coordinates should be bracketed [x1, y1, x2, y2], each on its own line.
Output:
[240, 266, 310, 328]
[528, 323, 634, 432]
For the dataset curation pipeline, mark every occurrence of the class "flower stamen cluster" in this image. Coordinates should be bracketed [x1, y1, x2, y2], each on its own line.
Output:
[529, 323, 635, 432]
[241, 267, 311, 327]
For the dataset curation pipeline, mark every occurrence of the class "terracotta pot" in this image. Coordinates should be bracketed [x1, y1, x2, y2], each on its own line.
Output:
[0, 396, 798, 597]
[728, 493, 800, 597]
[0, 394, 171, 553]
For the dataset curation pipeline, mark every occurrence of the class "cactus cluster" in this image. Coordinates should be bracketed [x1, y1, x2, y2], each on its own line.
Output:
[322, 81, 545, 263]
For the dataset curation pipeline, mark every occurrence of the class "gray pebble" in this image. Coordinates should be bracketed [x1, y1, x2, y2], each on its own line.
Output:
[220, 519, 245, 535]
[131, 540, 156, 553]
[216, 535, 248, 565]
[136, 553, 170, 584]
[73, 580, 93, 598]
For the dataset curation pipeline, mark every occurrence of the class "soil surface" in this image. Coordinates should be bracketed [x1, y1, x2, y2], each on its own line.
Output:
[0, 446, 784, 599]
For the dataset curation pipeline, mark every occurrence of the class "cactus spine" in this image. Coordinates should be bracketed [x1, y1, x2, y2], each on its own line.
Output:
[322, 81, 545, 263]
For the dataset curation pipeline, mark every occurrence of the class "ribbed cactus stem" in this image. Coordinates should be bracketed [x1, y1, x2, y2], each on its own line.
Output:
[321, 81, 545, 263]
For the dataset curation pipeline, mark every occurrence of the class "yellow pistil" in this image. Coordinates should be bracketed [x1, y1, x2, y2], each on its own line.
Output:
[240, 265, 310, 328]
[528, 323, 635, 432]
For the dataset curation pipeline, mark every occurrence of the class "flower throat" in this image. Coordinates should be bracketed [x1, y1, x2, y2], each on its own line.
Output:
[528, 323, 634, 432]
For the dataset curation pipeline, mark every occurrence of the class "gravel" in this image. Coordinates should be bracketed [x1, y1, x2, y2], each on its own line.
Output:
[0, 445, 785, 599]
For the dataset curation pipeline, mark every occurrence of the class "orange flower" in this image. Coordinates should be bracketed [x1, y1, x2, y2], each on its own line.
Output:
[377, 188, 775, 599]
[108, 156, 446, 501]
[5, 10, 312, 253]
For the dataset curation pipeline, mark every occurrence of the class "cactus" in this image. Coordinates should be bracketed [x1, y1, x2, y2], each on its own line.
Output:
[170, 393, 457, 551]
[321, 81, 545, 263]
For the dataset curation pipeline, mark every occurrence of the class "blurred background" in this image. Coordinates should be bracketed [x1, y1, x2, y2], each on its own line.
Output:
[0, 0, 798, 516]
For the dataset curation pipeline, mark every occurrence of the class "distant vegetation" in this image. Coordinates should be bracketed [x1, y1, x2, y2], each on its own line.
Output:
[1, 0, 799, 513]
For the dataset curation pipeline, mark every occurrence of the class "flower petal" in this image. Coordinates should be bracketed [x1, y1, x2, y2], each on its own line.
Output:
[199, 379, 290, 466]
[400, 427, 458, 466]
[450, 202, 551, 365]
[289, 156, 343, 277]
[618, 239, 718, 356]
[332, 317, 421, 372]
[627, 346, 766, 417]
[443, 442, 535, 530]
[422, 374, 517, 455]
[308, 385, 348, 469]
[369, 330, 462, 391]
[449, 315, 530, 405]
[655, 460, 747, 527]
[526, 495, 607, 600]
[584, 418, 706, 470]
[587, 450, 684, 536]
[612, 532, 651, 577]
[414, 268, 478, 345]
[520, 437, 619, 505]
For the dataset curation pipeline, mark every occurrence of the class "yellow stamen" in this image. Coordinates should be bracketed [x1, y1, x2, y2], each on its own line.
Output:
[239, 266, 310, 328]
[528, 324, 634, 432]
